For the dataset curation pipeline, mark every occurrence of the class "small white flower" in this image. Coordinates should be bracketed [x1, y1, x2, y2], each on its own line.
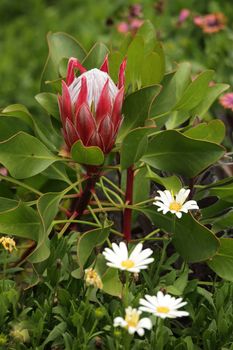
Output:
[114, 306, 152, 336]
[139, 291, 189, 319]
[102, 242, 154, 272]
[153, 188, 199, 218]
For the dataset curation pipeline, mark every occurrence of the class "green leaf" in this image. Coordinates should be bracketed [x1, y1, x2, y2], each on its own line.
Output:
[207, 179, 233, 203]
[133, 167, 150, 222]
[184, 120, 225, 144]
[174, 70, 214, 111]
[120, 127, 155, 170]
[82, 42, 109, 70]
[40, 32, 86, 92]
[43, 322, 67, 346]
[77, 221, 112, 269]
[108, 51, 124, 84]
[141, 130, 225, 177]
[28, 193, 62, 263]
[102, 268, 122, 297]
[125, 35, 144, 90]
[142, 207, 219, 262]
[0, 132, 57, 179]
[1, 104, 62, 152]
[191, 83, 229, 118]
[1, 104, 34, 128]
[146, 167, 182, 193]
[37, 193, 62, 232]
[208, 238, 233, 281]
[119, 85, 161, 140]
[167, 266, 189, 296]
[0, 197, 18, 212]
[0, 116, 30, 142]
[35, 93, 60, 120]
[0, 202, 48, 262]
[212, 210, 233, 232]
[71, 140, 104, 166]
[141, 52, 164, 86]
[137, 20, 156, 54]
[149, 62, 191, 118]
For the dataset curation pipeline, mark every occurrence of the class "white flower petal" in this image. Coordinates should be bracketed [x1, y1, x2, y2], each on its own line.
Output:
[138, 318, 152, 330]
[128, 327, 136, 334]
[175, 189, 190, 204]
[132, 248, 153, 262]
[129, 243, 143, 260]
[119, 242, 129, 260]
[175, 211, 182, 218]
[114, 317, 125, 327]
[136, 328, 145, 336]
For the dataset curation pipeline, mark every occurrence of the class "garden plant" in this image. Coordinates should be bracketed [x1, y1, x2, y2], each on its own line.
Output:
[0, 9, 233, 350]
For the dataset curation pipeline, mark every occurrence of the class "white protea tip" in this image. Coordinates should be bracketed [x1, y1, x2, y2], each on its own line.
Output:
[69, 68, 119, 108]
[84, 268, 103, 289]
[139, 291, 189, 319]
[153, 188, 199, 218]
[114, 306, 152, 336]
[102, 242, 154, 273]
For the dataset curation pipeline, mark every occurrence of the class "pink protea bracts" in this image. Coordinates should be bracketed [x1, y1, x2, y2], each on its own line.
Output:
[58, 56, 126, 154]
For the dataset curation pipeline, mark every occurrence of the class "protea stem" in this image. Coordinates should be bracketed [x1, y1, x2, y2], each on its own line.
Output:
[123, 166, 135, 242]
[72, 173, 100, 220]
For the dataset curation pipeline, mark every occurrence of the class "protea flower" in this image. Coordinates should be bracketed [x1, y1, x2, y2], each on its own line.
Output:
[58, 56, 126, 155]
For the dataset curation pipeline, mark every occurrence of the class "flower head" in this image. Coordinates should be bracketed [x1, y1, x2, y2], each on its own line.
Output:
[153, 188, 199, 218]
[0, 236, 16, 253]
[102, 242, 154, 272]
[114, 306, 152, 336]
[193, 13, 226, 34]
[58, 56, 126, 156]
[84, 268, 103, 289]
[178, 9, 190, 24]
[139, 291, 189, 319]
[219, 92, 233, 111]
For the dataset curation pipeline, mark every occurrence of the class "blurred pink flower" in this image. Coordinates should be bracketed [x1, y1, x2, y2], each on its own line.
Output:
[130, 4, 143, 18]
[219, 93, 233, 111]
[117, 22, 129, 33]
[0, 167, 8, 177]
[178, 9, 190, 23]
[130, 18, 144, 31]
[194, 13, 226, 34]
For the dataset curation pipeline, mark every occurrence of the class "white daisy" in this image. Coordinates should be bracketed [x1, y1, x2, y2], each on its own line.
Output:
[139, 291, 189, 319]
[114, 306, 152, 336]
[153, 188, 199, 218]
[102, 242, 154, 273]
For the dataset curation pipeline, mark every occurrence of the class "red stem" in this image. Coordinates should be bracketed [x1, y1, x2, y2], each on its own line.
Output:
[123, 166, 134, 242]
[71, 174, 99, 220]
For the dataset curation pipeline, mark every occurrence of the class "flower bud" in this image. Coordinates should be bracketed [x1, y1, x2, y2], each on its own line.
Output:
[85, 268, 103, 289]
[58, 56, 126, 156]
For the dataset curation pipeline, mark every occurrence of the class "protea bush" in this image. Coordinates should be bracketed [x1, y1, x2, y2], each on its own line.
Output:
[0, 20, 233, 349]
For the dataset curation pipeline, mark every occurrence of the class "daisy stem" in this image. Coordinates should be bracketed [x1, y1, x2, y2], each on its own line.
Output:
[2, 250, 7, 291]
[123, 166, 135, 242]
[124, 333, 133, 350]
[154, 239, 170, 285]
[123, 271, 130, 307]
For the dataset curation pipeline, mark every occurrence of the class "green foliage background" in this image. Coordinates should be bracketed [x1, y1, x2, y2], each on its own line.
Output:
[1, 0, 233, 110]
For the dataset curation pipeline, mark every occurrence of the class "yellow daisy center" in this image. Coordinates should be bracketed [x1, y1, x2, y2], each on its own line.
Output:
[156, 306, 170, 314]
[169, 201, 182, 212]
[125, 312, 139, 328]
[121, 259, 135, 269]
